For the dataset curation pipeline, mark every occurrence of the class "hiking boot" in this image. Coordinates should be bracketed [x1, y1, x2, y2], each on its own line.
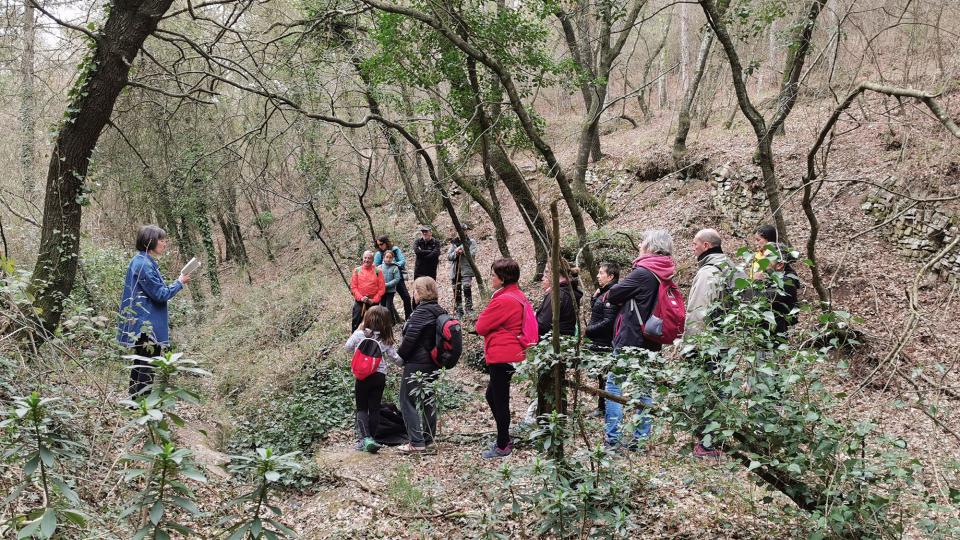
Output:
[693, 442, 722, 460]
[482, 443, 512, 459]
[363, 437, 382, 454]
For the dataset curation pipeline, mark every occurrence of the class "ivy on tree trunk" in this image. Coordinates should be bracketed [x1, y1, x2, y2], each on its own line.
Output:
[28, 0, 178, 333]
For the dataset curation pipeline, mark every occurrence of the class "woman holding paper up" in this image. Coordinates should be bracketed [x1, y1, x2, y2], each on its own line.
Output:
[117, 225, 191, 398]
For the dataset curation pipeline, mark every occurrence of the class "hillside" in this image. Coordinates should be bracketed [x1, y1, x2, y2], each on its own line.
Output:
[154, 98, 960, 538]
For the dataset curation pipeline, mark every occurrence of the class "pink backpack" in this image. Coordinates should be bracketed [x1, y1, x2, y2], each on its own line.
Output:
[631, 274, 686, 345]
[509, 294, 539, 348]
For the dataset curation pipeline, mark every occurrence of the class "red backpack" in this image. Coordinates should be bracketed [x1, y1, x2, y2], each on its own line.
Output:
[431, 314, 463, 369]
[351, 337, 383, 380]
[508, 294, 539, 348]
[630, 274, 686, 345]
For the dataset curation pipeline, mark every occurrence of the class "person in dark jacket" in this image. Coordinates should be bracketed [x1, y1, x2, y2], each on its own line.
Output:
[535, 262, 583, 338]
[396, 276, 446, 453]
[751, 225, 800, 336]
[523, 261, 582, 422]
[374, 235, 413, 319]
[413, 226, 441, 280]
[585, 262, 620, 416]
[117, 225, 191, 398]
[603, 229, 677, 448]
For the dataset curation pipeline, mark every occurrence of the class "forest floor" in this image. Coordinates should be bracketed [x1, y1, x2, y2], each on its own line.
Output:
[172, 98, 960, 538]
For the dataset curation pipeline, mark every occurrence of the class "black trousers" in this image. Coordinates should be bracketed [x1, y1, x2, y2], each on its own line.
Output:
[395, 275, 412, 318]
[352, 301, 369, 331]
[355, 372, 386, 440]
[129, 334, 162, 398]
[381, 292, 401, 323]
[486, 363, 516, 449]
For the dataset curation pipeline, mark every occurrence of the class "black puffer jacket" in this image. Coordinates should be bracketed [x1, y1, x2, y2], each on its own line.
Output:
[398, 301, 446, 369]
[585, 284, 617, 350]
[536, 281, 583, 338]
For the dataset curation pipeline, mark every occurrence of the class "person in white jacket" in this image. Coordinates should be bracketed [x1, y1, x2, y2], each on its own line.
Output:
[685, 228, 745, 459]
[685, 229, 734, 337]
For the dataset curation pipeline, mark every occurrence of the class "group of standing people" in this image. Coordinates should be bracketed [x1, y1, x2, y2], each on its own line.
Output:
[117, 221, 798, 460]
[348, 226, 479, 331]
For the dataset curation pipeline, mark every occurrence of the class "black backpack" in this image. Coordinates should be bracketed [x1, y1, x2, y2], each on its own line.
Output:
[704, 262, 751, 325]
[430, 313, 463, 369]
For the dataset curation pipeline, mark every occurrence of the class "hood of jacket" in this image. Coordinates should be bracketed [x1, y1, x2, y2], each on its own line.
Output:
[633, 253, 676, 280]
[698, 251, 730, 269]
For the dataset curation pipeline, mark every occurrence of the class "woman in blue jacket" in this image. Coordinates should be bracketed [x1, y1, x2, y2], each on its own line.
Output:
[117, 225, 190, 397]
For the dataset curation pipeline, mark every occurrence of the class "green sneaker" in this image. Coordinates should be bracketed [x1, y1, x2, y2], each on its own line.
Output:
[362, 437, 382, 454]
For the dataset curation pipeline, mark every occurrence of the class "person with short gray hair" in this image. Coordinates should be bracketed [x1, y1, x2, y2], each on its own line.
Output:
[350, 250, 386, 331]
[638, 228, 674, 257]
[602, 229, 678, 448]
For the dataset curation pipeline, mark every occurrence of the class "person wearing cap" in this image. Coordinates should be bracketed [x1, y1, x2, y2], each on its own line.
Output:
[413, 225, 441, 280]
[448, 225, 478, 318]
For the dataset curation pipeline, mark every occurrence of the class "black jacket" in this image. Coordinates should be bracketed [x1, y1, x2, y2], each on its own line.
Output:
[606, 267, 661, 352]
[585, 284, 617, 350]
[398, 300, 446, 369]
[536, 282, 583, 338]
[413, 237, 441, 278]
[768, 264, 800, 336]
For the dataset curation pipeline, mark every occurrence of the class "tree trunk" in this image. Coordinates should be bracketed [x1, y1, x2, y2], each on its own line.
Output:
[639, 19, 672, 120]
[679, 2, 690, 90]
[700, 0, 826, 245]
[488, 144, 549, 280]
[20, 0, 36, 202]
[176, 215, 205, 306]
[674, 0, 729, 164]
[673, 30, 715, 165]
[439, 150, 511, 258]
[353, 61, 433, 227]
[245, 190, 275, 262]
[774, 1, 828, 136]
[28, 0, 177, 332]
[191, 175, 220, 296]
[219, 181, 248, 265]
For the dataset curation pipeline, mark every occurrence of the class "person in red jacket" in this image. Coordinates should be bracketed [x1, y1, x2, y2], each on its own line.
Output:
[350, 251, 386, 331]
[475, 258, 531, 458]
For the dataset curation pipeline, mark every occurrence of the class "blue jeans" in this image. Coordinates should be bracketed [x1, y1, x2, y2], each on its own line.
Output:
[604, 372, 652, 446]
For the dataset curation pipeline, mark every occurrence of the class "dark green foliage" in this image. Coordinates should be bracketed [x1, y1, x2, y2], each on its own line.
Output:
[481, 412, 637, 538]
[119, 351, 211, 538]
[228, 365, 353, 469]
[221, 447, 301, 539]
[1, 393, 89, 539]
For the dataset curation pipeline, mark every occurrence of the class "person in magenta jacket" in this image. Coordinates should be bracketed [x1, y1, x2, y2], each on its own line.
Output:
[475, 258, 530, 458]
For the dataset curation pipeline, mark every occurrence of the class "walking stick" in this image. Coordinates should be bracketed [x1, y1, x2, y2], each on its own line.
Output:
[454, 249, 463, 314]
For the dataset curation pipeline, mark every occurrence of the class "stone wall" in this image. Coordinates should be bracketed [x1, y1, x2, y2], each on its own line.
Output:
[711, 164, 768, 236]
[861, 189, 960, 283]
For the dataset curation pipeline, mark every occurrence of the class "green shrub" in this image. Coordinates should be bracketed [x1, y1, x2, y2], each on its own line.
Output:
[228, 364, 353, 473]
[387, 464, 435, 513]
